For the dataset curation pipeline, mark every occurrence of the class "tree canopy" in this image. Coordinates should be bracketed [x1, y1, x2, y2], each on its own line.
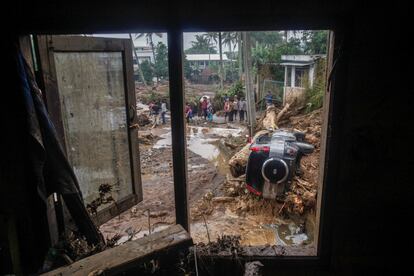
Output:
[154, 42, 168, 80]
[185, 34, 217, 54]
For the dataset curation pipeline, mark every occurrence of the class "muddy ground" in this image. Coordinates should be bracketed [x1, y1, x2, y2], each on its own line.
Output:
[99, 84, 322, 254]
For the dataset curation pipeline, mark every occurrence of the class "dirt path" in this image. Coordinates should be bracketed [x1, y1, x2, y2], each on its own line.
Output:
[99, 125, 227, 242]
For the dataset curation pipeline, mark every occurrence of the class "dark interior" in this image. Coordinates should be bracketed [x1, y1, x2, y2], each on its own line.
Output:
[2, 0, 410, 274]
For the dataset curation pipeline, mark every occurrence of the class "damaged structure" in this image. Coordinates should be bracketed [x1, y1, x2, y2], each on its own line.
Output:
[1, 0, 410, 275]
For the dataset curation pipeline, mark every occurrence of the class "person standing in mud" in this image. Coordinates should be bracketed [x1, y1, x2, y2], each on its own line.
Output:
[232, 97, 239, 122]
[151, 101, 161, 126]
[239, 97, 247, 122]
[228, 98, 234, 122]
[185, 102, 192, 123]
[265, 90, 273, 107]
[161, 99, 167, 125]
[224, 98, 231, 122]
[148, 101, 154, 116]
[207, 100, 214, 122]
[201, 96, 208, 120]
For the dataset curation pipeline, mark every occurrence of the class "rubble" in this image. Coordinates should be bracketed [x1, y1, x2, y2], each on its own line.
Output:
[227, 106, 323, 217]
[138, 133, 160, 145]
[137, 113, 151, 127]
[197, 235, 244, 256]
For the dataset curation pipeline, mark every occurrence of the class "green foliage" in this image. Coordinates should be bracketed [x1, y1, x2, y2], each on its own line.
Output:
[224, 63, 239, 82]
[185, 34, 217, 54]
[305, 58, 326, 112]
[302, 30, 328, 54]
[213, 81, 245, 109]
[154, 42, 168, 80]
[251, 31, 283, 47]
[226, 81, 245, 99]
[138, 60, 154, 84]
[183, 56, 192, 79]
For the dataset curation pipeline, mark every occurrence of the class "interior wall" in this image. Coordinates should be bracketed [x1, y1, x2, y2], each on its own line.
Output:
[3, 0, 410, 274]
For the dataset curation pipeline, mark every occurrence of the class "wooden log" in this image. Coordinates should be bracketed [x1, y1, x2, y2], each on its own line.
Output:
[42, 225, 192, 276]
[228, 130, 269, 177]
[275, 103, 290, 127]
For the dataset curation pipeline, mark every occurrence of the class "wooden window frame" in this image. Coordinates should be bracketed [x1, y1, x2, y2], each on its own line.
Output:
[25, 25, 345, 268]
[167, 28, 345, 268]
[35, 35, 143, 226]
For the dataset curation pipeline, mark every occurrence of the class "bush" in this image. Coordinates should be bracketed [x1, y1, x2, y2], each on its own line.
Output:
[212, 81, 245, 111]
[305, 58, 326, 112]
[138, 60, 154, 84]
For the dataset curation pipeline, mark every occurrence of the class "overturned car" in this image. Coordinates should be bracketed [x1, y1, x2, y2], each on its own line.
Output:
[246, 129, 314, 200]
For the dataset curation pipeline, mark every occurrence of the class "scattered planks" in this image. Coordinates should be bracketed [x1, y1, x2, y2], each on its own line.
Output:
[42, 225, 192, 276]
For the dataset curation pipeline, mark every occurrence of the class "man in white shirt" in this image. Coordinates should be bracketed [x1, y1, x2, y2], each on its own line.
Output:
[161, 100, 167, 124]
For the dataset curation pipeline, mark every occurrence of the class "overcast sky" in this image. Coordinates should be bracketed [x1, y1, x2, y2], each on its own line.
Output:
[92, 31, 301, 51]
[92, 32, 213, 50]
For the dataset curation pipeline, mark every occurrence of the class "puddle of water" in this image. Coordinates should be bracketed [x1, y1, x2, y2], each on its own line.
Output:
[153, 126, 242, 161]
[265, 222, 308, 246]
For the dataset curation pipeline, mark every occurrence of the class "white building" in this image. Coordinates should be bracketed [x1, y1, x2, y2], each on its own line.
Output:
[185, 54, 231, 70]
[281, 54, 325, 104]
[132, 45, 154, 72]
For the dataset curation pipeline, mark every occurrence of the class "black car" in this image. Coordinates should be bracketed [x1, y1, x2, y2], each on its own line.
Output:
[245, 129, 314, 199]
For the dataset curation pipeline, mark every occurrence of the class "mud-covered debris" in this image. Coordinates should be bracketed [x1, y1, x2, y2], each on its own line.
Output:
[99, 183, 112, 195]
[63, 232, 104, 261]
[148, 211, 168, 218]
[244, 261, 264, 276]
[86, 184, 115, 216]
[285, 193, 304, 215]
[211, 196, 234, 204]
[105, 233, 122, 247]
[138, 133, 159, 145]
[197, 235, 244, 256]
[137, 113, 151, 126]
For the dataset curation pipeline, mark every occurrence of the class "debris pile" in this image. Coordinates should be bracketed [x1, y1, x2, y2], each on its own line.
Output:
[86, 183, 115, 216]
[137, 113, 151, 127]
[226, 106, 322, 216]
[138, 133, 160, 145]
[197, 235, 244, 256]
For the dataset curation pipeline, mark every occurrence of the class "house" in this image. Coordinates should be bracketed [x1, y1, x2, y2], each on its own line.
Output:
[133, 45, 154, 64]
[185, 54, 231, 70]
[185, 54, 232, 83]
[281, 54, 326, 104]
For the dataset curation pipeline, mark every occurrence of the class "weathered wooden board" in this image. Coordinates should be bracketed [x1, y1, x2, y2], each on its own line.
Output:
[42, 224, 192, 276]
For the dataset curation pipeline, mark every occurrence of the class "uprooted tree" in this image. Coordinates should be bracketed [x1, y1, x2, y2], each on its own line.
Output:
[227, 100, 321, 216]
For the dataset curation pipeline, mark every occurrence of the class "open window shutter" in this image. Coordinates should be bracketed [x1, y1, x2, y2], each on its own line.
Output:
[35, 35, 142, 225]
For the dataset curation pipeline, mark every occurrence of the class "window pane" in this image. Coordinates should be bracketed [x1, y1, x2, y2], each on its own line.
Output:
[54, 52, 132, 210]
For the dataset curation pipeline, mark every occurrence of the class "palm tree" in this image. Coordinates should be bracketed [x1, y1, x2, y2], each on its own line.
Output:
[186, 35, 216, 54]
[204, 32, 224, 88]
[237, 32, 243, 80]
[129, 33, 148, 88]
[135, 33, 163, 82]
[222, 32, 238, 57]
[222, 32, 238, 81]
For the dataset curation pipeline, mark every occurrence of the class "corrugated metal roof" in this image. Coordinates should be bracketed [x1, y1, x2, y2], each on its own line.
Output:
[280, 62, 313, 66]
[281, 54, 325, 63]
[185, 54, 229, 61]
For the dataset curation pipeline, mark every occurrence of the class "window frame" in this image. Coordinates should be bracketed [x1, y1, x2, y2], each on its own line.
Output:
[25, 26, 345, 269]
[168, 28, 345, 268]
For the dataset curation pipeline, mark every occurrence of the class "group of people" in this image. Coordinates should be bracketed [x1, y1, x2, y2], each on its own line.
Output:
[148, 100, 168, 126]
[185, 96, 214, 123]
[224, 97, 247, 122]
